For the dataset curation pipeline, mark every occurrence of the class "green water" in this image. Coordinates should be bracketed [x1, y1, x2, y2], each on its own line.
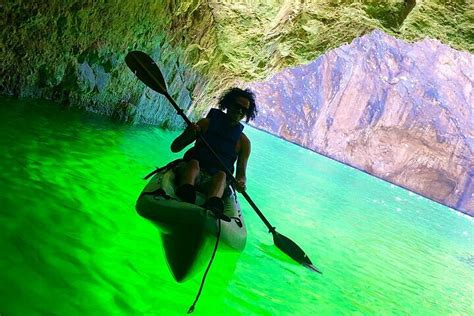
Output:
[0, 96, 473, 315]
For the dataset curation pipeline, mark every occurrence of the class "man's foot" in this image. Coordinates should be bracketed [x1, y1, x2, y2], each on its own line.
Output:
[203, 197, 230, 222]
[175, 184, 196, 204]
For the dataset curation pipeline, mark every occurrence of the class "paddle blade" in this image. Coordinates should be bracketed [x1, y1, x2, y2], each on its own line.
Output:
[125, 51, 168, 94]
[272, 231, 322, 274]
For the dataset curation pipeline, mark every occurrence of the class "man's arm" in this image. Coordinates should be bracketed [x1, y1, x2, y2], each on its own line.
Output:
[170, 118, 208, 152]
[235, 133, 251, 192]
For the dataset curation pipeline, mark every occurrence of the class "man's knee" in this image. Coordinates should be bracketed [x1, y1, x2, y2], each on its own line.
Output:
[187, 159, 200, 171]
[214, 170, 226, 183]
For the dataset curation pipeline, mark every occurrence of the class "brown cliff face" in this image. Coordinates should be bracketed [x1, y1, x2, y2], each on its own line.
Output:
[248, 30, 474, 215]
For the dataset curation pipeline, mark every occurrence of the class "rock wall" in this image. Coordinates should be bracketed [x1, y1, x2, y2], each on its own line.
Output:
[2, 1, 473, 127]
[0, 1, 212, 128]
[248, 30, 474, 215]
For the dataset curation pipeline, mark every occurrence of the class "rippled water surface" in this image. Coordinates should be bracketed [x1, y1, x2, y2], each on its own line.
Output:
[1, 96, 473, 315]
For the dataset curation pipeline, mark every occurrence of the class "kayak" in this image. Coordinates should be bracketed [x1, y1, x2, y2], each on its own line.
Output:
[136, 165, 247, 282]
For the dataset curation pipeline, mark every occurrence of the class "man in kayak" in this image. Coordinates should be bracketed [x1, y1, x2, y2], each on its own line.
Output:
[170, 87, 257, 220]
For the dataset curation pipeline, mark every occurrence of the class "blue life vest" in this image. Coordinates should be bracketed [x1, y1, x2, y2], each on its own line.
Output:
[189, 108, 244, 175]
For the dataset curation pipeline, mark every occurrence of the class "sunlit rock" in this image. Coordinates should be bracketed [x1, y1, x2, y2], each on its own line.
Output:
[249, 30, 474, 215]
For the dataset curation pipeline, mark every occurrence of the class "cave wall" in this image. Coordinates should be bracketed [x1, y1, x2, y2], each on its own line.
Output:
[2, 1, 472, 126]
[1, 0, 213, 128]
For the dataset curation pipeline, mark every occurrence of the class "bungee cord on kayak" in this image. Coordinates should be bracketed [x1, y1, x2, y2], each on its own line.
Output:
[187, 219, 222, 314]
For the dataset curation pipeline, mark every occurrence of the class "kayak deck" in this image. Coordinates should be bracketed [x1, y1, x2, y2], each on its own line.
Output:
[136, 169, 246, 281]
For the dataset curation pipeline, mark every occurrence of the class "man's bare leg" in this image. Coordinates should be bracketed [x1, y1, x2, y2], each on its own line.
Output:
[176, 159, 200, 203]
[179, 159, 200, 186]
[204, 171, 230, 221]
[206, 171, 226, 199]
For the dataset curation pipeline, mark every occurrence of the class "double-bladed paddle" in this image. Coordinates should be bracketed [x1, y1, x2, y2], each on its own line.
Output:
[125, 50, 321, 274]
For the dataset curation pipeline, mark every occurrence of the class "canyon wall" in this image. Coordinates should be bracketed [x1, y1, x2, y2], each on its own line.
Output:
[249, 30, 473, 215]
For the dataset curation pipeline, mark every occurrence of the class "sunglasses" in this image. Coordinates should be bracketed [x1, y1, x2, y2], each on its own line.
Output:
[230, 102, 249, 115]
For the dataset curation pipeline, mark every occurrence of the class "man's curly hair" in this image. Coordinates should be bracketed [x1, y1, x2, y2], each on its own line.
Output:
[218, 87, 258, 123]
